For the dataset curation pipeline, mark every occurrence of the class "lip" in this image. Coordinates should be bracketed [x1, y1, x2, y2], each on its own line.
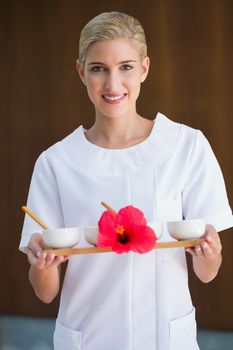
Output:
[102, 93, 127, 104]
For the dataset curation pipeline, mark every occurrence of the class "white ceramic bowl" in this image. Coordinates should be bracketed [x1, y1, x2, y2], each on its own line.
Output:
[84, 222, 162, 246]
[84, 226, 99, 246]
[167, 219, 206, 240]
[43, 227, 81, 248]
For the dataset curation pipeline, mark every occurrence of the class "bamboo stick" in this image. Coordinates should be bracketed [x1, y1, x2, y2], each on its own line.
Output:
[21, 206, 48, 230]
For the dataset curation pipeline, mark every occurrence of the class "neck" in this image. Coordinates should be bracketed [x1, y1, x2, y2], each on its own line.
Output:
[96, 113, 140, 139]
[85, 112, 154, 149]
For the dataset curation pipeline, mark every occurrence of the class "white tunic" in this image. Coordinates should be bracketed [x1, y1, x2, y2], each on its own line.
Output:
[20, 113, 233, 350]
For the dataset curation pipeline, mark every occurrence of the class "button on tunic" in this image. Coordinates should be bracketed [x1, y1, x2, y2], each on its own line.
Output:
[20, 113, 233, 350]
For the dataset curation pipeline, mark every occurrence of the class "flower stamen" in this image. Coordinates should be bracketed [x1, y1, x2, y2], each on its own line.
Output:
[116, 225, 129, 244]
[116, 225, 125, 235]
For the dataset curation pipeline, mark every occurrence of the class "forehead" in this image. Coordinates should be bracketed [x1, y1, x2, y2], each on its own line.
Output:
[85, 38, 140, 64]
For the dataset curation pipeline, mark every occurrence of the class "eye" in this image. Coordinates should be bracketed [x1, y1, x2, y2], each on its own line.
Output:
[120, 64, 133, 71]
[91, 66, 105, 72]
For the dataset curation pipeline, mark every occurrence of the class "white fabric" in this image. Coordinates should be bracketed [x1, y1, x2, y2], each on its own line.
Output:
[19, 113, 233, 350]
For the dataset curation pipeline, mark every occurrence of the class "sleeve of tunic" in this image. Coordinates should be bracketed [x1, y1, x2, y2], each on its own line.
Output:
[19, 151, 64, 252]
[182, 130, 233, 232]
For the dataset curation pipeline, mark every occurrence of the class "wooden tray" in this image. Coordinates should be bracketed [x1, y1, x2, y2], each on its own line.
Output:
[45, 239, 205, 255]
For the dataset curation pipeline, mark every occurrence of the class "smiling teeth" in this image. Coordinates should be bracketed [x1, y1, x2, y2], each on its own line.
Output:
[103, 94, 125, 101]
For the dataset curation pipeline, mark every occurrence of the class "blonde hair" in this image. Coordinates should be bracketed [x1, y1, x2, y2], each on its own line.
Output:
[79, 11, 147, 63]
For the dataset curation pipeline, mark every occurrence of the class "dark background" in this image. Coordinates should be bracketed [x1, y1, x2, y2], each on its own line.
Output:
[0, 0, 232, 329]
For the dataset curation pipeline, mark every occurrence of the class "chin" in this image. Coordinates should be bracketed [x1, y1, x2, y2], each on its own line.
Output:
[98, 105, 133, 120]
[103, 111, 129, 119]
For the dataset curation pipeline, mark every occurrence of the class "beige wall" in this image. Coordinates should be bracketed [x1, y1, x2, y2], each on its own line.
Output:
[0, 0, 232, 329]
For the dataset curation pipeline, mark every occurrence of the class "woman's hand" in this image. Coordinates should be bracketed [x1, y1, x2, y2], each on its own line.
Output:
[26, 233, 69, 303]
[26, 233, 69, 270]
[186, 225, 222, 283]
[186, 224, 222, 258]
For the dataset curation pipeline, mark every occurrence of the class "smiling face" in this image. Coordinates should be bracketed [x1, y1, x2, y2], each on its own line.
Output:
[76, 38, 150, 120]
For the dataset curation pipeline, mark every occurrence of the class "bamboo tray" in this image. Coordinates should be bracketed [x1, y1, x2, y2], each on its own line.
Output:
[45, 239, 205, 255]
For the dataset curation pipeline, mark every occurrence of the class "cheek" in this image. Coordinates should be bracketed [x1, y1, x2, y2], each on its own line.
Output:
[86, 87, 99, 106]
[85, 79, 98, 100]
[85, 78, 107, 106]
[134, 85, 141, 100]
[86, 76, 103, 94]
[126, 76, 142, 97]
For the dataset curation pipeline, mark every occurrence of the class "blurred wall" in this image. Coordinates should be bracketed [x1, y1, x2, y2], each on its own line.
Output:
[0, 0, 232, 329]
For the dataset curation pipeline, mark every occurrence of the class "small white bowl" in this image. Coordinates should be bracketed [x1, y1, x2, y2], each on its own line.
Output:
[167, 219, 206, 240]
[43, 227, 80, 248]
[84, 226, 99, 246]
[84, 222, 163, 246]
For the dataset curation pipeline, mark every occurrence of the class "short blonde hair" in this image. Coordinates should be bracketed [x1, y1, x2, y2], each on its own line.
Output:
[79, 11, 147, 63]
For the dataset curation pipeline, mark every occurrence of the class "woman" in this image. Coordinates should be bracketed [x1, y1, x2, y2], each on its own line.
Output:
[20, 11, 233, 350]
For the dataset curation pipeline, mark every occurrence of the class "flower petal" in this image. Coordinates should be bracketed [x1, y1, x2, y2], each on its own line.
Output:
[97, 210, 117, 247]
[130, 226, 157, 253]
[98, 210, 117, 237]
[112, 241, 132, 254]
[117, 205, 146, 229]
[97, 232, 115, 248]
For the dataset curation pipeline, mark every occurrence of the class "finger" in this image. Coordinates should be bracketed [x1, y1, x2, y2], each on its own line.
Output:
[205, 235, 215, 250]
[27, 249, 39, 266]
[201, 241, 214, 258]
[45, 253, 56, 266]
[44, 254, 68, 269]
[53, 255, 66, 267]
[28, 239, 44, 256]
[36, 252, 48, 269]
[27, 249, 47, 269]
[194, 245, 203, 257]
[203, 225, 221, 250]
[41, 254, 63, 268]
[205, 234, 222, 254]
[205, 225, 220, 243]
[53, 255, 70, 267]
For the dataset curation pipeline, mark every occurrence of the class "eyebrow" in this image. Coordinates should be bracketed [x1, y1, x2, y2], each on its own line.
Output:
[87, 60, 137, 65]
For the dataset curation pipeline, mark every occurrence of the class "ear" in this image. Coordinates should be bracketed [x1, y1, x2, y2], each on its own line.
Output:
[76, 59, 86, 85]
[140, 56, 150, 83]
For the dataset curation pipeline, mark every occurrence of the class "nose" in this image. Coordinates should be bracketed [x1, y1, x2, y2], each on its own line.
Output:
[104, 69, 121, 92]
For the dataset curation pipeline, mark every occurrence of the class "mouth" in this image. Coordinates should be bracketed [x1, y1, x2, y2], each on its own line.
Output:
[102, 93, 127, 104]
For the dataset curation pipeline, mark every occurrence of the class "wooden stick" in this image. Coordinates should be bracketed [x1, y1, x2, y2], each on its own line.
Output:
[45, 246, 113, 255]
[101, 201, 116, 213]
[21, 206, 48, 230]
[45, 239, 205, 255]
[157, 239, 205, 249]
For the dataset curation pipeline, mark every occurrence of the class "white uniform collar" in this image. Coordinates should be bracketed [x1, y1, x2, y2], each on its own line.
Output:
[59, 113, 182, 175]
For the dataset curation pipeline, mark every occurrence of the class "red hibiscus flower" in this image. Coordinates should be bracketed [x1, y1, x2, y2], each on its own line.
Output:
[97, 205, 157, 254]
